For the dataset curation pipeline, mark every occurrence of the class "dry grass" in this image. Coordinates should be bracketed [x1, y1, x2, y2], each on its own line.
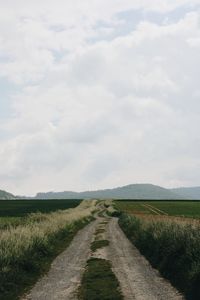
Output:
[0, 200, 97, 261]
[133, 213, 200, 227]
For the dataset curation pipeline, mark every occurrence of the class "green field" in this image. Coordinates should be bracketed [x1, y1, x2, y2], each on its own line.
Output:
[116, 200, 200, 218]
[0, 199, 82, 229]
[0, 199, 82, 217]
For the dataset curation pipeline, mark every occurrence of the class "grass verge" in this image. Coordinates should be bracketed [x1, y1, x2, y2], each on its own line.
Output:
[119, 213, 200, 300]
[78, 258, 123, 300]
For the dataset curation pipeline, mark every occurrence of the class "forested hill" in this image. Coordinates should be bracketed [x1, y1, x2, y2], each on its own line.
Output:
[170, 187, 200, 200]
[35, 184, 183, 200]
[0, 190, 16, 200]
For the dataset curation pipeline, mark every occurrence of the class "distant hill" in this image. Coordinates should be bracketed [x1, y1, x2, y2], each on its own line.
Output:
[3, 184, 200, 200]
[35, 184, 182, 200]
[0, 190, 16, 200]
[170, 187, 200, 200]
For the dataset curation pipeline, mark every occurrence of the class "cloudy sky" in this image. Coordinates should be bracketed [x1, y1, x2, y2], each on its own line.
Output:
[0, 0, 200, 195]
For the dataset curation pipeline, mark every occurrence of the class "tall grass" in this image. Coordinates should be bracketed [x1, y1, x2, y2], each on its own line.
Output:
[119, 213, 200, 300]
[0, 200, 97, 300]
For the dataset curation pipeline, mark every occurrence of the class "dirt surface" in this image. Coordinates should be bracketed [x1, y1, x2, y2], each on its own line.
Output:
[21, 219, 100, 300]
[22, 214, 185, 300]
[106, 218, 184, 300]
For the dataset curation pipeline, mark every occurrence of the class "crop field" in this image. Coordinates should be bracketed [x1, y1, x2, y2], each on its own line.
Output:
[0, 199, 82, 217]
[116, 200, 200, 219]
[0, 199, 82, 230]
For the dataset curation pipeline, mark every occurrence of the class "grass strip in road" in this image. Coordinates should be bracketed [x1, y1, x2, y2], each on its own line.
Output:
[98, 210, 106, 217]
[119, 213, 200, 300]
[95, 228, 105, 235]
[79, 258, 123, 300]
[91, 240, 109, 252]
[99, 220, 109, 225]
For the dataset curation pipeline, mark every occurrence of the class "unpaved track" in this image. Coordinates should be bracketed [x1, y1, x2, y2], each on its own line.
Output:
[22, 215, 185, 300]
[107, 218, 184, 300]
[22, 219, 100, 300]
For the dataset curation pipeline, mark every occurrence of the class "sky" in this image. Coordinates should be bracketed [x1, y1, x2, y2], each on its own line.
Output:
[0, 0, 200, 196]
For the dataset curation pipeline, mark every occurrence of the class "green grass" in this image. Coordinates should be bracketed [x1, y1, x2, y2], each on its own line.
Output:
[149, 201, 200, 218]
[91, 240, 109, 252]
[78, 258, 123, 300]
[119, 213, 200, 300]
[0, 199, 81, 217]
[116, 200, 200, 218]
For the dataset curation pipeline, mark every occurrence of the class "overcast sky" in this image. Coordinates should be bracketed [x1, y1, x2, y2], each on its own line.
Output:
[0, 0, 200, 195]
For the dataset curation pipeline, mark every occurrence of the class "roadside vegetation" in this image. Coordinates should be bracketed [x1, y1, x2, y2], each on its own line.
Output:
[78, 257, 123, 300]
[0, 200, 96, 300]
[118, 213, 200, 300]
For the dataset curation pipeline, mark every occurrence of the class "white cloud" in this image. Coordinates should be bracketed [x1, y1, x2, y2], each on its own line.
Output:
[0, 1, 200, 195]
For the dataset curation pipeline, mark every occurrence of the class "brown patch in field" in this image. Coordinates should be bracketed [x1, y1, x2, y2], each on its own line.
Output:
[133, 213, 200, 227]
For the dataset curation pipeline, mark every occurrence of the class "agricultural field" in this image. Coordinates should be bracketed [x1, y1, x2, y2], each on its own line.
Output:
[0, 199, 82, 229]
[116, 200, 200, 219]
[0, 199, 82, 217]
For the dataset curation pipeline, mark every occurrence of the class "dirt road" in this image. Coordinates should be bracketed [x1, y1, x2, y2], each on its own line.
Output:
[22, 215, 184, 300]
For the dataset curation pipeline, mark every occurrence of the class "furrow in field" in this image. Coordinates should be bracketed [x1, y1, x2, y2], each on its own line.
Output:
[141, 204, 160, 215]
[144, 204, 168, 215]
